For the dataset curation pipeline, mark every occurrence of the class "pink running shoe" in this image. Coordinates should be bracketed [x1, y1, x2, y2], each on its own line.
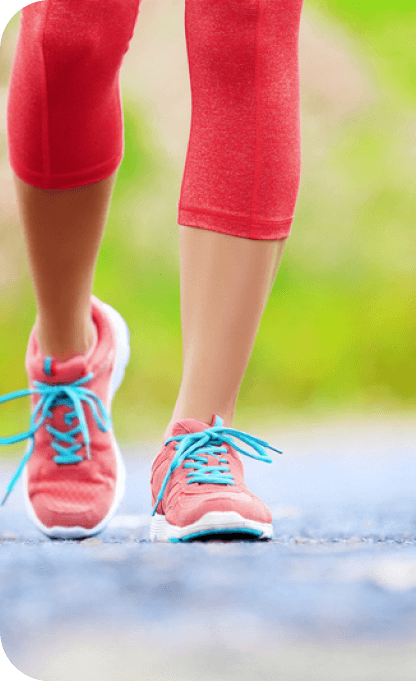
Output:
[0, 295, 130, 540]
[150, 414, 281, 542]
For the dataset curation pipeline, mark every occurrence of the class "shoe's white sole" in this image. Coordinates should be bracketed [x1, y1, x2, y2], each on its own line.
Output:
[23, 300, 130, 540]
[149, 511, 273, 542]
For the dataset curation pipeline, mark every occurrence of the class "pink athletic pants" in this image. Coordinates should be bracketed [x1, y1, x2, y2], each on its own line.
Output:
[7, 0, 303, 240]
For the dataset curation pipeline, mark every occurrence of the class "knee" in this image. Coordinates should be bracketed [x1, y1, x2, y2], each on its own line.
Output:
[186, 0, 302, 47]
[189, 0, 302, 17]
[23, 0, 139, 66]
[227, 0, 303, 28]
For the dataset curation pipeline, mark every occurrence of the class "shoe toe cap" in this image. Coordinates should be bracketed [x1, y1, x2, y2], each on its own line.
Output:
[30, 493, 113, 531]
[167, 491, 272, 527]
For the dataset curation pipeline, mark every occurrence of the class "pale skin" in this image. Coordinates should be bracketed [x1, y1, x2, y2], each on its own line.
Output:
[13, 170, 286, 436]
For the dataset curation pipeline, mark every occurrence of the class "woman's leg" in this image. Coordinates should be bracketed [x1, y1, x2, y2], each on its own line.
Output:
[7, 0, 141, 360]
[13, 172, 117, 361]
[165, 0, 303, 438]
[169, 228, 286, 430]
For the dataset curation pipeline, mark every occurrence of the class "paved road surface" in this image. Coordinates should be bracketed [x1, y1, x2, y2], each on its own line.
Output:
[1, 422, 416, 680]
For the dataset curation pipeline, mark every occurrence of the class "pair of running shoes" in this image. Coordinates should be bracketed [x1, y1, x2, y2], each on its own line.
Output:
[0, 296, 281, 542]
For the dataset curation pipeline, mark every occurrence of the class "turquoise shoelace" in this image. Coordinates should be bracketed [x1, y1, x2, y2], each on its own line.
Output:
[0, 371, 112, 506]
[152, 415, 282, 516]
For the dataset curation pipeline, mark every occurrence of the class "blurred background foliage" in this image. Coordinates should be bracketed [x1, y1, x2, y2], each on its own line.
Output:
[0, 0, 415, 459]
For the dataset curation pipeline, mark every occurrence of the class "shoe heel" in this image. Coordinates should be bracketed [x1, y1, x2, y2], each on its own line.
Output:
[100, 301, 131, 400]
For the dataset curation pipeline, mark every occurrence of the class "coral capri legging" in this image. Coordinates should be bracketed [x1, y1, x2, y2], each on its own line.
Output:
[7, 0, 303, 240]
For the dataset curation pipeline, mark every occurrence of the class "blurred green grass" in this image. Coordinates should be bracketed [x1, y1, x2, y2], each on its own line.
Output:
[309, 0, 416, 108]
[0, 1, 416, 460]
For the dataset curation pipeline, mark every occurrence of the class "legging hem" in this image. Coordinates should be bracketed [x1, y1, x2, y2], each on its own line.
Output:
[177, 205, 292, 240]
[8, 153, 123, 190]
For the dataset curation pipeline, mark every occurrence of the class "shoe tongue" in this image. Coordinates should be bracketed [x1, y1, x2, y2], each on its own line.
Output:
[171, 415, 220, 437]
[31, 354, 88, 385]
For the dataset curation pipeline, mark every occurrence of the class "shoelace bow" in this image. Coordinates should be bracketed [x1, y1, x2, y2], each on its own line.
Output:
[152, 417, 282, 516]
[0, 372, 111, 506]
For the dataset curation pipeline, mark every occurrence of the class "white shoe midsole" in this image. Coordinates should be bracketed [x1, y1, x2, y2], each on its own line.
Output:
[150, 511, 273, 542]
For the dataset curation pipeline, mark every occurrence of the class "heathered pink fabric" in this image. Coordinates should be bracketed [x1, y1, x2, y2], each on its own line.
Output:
[7, 0, 303, 239]
[6, 0, 140, 190]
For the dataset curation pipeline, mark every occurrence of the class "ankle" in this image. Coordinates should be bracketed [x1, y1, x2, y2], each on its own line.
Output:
[173, 407, 234, 430]
[36, 315, 96, 361]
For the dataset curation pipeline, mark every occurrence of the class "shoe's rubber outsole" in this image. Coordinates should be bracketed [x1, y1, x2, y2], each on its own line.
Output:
[23, 300, 130, 540]
[149, 511, 273, 542]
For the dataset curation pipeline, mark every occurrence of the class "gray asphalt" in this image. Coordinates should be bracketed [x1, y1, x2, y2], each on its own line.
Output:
[1, 425, 416, 680]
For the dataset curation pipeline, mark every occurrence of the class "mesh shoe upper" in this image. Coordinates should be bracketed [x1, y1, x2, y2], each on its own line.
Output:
[151, 415, 279, 528]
